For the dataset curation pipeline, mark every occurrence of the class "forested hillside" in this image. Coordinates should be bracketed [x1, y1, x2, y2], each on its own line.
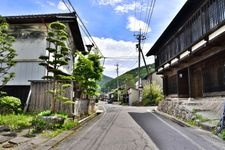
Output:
[101, 64, 155, 92]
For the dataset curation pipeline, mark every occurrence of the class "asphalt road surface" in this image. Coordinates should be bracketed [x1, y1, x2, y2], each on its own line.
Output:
[130, 111, 225, 150]
[52, 103, 225, 150]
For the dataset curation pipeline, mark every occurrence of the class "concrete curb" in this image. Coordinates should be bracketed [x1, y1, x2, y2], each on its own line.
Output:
[154, 109, 192, 128]
[35, 113, 99, 150]
[154, 109, 218, 133]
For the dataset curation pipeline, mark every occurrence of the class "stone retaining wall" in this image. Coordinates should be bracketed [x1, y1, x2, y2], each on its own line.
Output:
[158, 99, 194, 121]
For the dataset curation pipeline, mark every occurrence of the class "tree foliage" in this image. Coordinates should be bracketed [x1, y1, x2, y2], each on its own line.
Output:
[73, 52, 103, 98]
[0, 16, 16, 88]
[39, 21, 72, 112]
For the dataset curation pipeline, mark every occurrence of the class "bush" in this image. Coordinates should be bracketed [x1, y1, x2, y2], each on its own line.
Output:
[142, 82, 164, 106]
[37, 110, 52, 117]
[0, 96, 22, 114]
[31, 111, 68, 133]
[219, 129, 225, 140]
[62, 119, 78, 130]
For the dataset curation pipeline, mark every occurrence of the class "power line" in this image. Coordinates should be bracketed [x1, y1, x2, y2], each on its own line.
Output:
[144, 0, 156, 36]
[143, 0, 153, 34]
[61, 0, 104, 57]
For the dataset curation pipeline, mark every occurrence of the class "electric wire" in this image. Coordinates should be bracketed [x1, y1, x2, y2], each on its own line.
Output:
[134, 0, 137, 35]
[61, 0, 104, 57]
[144, 0, 156, 36]
[143, 0, 153, 35]
[62, 0, 155, 75]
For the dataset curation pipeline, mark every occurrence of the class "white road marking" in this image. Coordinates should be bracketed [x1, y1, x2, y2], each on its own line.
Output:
[151, 112, 206, 150]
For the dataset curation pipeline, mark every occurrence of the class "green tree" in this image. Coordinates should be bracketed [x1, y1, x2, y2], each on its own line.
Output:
[39, 21, 71, 112]
[0, 16, 16, 90]
[73, 52, 103, 98]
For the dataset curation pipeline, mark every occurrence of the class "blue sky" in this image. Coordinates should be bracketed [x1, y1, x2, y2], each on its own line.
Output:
[0, 0, 186, 78]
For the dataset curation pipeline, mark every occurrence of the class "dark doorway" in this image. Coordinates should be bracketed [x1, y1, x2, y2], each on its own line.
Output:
[178, 69, 189, 97]
[191, 68, 203, 97]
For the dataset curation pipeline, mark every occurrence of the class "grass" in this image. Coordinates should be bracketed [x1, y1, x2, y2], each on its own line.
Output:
[42, 119, 79, 137]
[195, 114, 210, 122]
[0, 113, 80, 137]
[184, 114, 210, 127]
[0, 114, 33, 130]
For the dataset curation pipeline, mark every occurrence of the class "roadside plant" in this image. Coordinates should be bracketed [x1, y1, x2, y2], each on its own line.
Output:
[220, 130, 225, 140]
[142, 82, 164, 106]
[39, 21, 72, 112]
[0, 96, 21, 114]
[0, 114, 33, 130]
[0, 16, 16, 90]
[31, 110, 77, 134]
[73, 52, 103, 98]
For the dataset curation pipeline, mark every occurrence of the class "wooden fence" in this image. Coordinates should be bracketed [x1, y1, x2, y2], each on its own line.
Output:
[27, 80, 73, 114]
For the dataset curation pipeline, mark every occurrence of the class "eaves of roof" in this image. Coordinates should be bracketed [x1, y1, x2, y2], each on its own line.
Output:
[4, 12, 85, 52]
[146, 0, 205, 56]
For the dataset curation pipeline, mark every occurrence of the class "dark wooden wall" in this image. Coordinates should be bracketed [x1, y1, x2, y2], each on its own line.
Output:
[1, 85, 30, 108]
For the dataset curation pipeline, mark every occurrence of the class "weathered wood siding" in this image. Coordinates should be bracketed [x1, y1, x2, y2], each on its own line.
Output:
[156, 0, 225, 69]
[28, 80, 73, 114]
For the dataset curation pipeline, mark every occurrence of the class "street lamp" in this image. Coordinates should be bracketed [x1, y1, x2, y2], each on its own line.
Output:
[85, 44, 94, 53]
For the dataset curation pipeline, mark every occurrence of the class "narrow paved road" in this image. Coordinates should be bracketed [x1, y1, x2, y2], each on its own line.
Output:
[52, 103, 158, 150]
[52, 103, 225, 150]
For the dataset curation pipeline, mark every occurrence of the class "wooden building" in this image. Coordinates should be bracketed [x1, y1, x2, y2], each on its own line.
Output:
[1, 13, 85, 107]
[146, 0, 225, 98]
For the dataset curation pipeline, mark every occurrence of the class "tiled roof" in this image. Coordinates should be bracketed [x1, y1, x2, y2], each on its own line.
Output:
[5, 12, 76, 24]
[4, 12, 85, 52]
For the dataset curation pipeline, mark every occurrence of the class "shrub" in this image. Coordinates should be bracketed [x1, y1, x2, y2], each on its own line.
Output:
[142, 82, 164, 106]
[62, 119, 78, 130]
[31, 116, 47, 133]
[0, 96, 22, 114]
[220, 129, 225, 140]
[31, 111, 68, 133]
[37, 110, 52, 116]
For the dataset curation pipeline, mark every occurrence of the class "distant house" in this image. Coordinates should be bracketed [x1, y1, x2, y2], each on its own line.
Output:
[146, 72, 163, 88]
[127, 87, 139, 106]
[2, 13, 85, 106]
[146, 0, 225, 98]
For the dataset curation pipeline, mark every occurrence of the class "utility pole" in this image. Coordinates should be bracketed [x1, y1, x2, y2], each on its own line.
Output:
[135, 31, 146, 101]
[115, 63, 119, 102]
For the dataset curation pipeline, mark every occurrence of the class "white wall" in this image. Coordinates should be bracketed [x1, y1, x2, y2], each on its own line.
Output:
[7, 62, 45, 85]
[13, 38, 47, 60]
[10, 23, 47, 60]
[128, 88, 139, 106]
[6, 23, 75, 85]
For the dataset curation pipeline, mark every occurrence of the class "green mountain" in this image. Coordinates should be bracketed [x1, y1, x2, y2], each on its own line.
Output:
[98, 75, 113, 87]
[101, 63, 155, 92]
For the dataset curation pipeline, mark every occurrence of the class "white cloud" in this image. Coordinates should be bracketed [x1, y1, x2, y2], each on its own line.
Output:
[114, 2, 151, 14]
[127, 16, 151, 33]
[46, 1, 55, 7]
[57, 1, 68, 11]
[83, 36, 154, 78]
[114, 2, 136, 13]
[94, 0, 123, 6]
